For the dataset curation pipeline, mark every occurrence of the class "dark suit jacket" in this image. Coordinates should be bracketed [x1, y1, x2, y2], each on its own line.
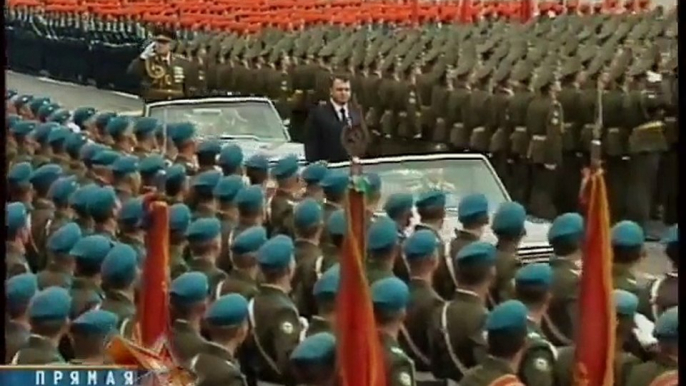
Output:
[304, 101, 362, 162]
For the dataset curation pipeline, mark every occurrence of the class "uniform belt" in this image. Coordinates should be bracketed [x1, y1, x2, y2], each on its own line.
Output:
[515, 126, 527, 132]
[563, 123, 573, 128]
[532, 135, 546, 141]
[608, 127, 620, 133]
[416, 371, 437, 381]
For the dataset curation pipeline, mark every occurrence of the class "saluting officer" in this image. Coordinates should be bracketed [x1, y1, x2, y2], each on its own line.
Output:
[39, 222, 81, 289]
[638, 225, 678, 322]
[99, 243, 140, 338]
[70, 310, 120, 365]
[625, 307, 678, 386]
[6, 273, 38, 363]
[215, 226, 266, 300]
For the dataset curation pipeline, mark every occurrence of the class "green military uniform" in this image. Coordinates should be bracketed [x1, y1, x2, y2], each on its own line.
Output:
[28, 197, 56, 271]
[36, 264, 72, 290]
[70, 276, 105, 318]
[6, 243, 30, 279]
[268, 188, 298, 238]
[100, 289, 137, 337]
[625, 306, 678, 386]
[170, 243, 190, 279]
[215, 270, 259, 301]
[192, 343, 248, 386]
[6, 273, 37, 363]
[169, 272, 213, 369]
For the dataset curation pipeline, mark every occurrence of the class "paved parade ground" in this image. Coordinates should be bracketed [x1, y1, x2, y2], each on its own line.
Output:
[6, 70, 671, 279]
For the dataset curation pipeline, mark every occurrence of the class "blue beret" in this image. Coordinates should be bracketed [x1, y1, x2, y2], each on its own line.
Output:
[95, 112, 117, 130]
[65, 132, 89, 158]
[244, 153, 269, 170]
[492, 202, 527, 236]
[486, 300, 528, 332]
[139, 155, 167, 176]
[326, 209, 346, 237]
[455, 241, 497, 266]
[30, 163, 63, 191]
[196, 139, 222, 156]
[273, 154, 300, 180]
[29, 287, 72, 322]
[6, 273, 38, 312]
[112, 155, 139, 176]
[186, 217, 222, 243]
[548, 213, 584, 243]
[515, 263, 553, 287]
[106, 116, 132, 138]
[33, 122, 59, 144]
[367, 217, 399, 252]
[87, 186, 118, 219]
[416, 190, 446, 209]
[8, 162, 33, 185]
[170, 272, 209, 305]
[205, 294, 249, 327]
[48, 176, 79, 206]
[14, 94, 33, 108]
[70, 235, 114, 266]
[384, 193, 414, 219]
[170, 204, 192, 233]
[91, 150, 121, 166]
[7, 202, 29, 236]
[72, 310, 119, 336]
[73, 107, 97, 127]
[37, 104, 60, 121]
[7, 114, 22, 130]
[613, 289, 639, 316]
[372, 277, 410, 313]
[366, 173, 382, 194]
[313, 264, 340, 298]
[218, 144, 244, 170]
[257, 235, 295, 269]
[235, 185, 265, 211]
[70, 184, 98, 214]
[232, 226, 268, 255]
[47, 222, 83, 255]
[48, 109, 71, 125]
[80, 143, 106, 164]
[458, 193, 489, 223]
[7, 89, 18, 99]
[320, 171, 349, 196]
[654, 307, 678, 341]
[133, 117, 160, 137]
[118, 198, 144, 226]
[168, 122, 196, 146]
[101, 243, 139, 286]
[29, 97, 49, 116]
[661, 225, 679, 247]
[213, 176, 245, 202]
[11, 121, 36, 136]
[611, 221, 645, 248]
[294, 199, 323, 229]
[166, 164, 188, 187]
[192, 170, 223, 193]
[301, 162, 328, 185]
[404, 229, 439, 260]
[290, 332, 336, 365]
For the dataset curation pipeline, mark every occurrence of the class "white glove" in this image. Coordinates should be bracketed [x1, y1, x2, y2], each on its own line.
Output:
[67, 122, 80, 133]
[633, 313, 658, 348]
[140, 42, 156, 60]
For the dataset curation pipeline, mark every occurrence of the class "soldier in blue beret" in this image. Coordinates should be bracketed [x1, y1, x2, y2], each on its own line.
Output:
[87, 186, 121, 241]
[400, 230, 444, 375]
[132, 117, 161, 158]
[37, 103, 60, 124]
[366, 217, 400, 284]
[111, 155, 141, 203]
[196, 139, 223, 174]
[638, 225, 678, 322]
[319, 170, 348, 228]
[626, 307, 678, 386]
[78, 143, 106, 184]
[169, 203, 192, 279]
[6, 202, 32, 277]
[29, 164, 64, 244]
[139, 154, 167, 192]
[70, 309, 120, 365]
[414, 189, 451, 299]
[72, 107, 97, 132]
[216, 226, 267, 300]
[544, 212, 584, 346]
[90, 149, 122, 186]
[214, 176, 246, 272]
[371, 277, 416, 386]
[117, 198, 146, 262]
[69, 235, 113, 318]
[252, 234, 304, 383]
[191, 170, 223, 219]
[5, 273, 38, 362]
[320, 209, 345, 273]
[611, 220, 646, 296]
[186, 217, 228, 292]
[69, 184, 98, 235]
[46, 126, 72, 170]
[8, 162, 35, 206]
[92, 112, 116, 145]
[270, 154, 301, 238]
[39, 222, 82, 289]
[194, 294, 250, 386]
[459, 300, 528, 386]
[289, 332, 337, 386]
[169, 272, 212, 367]
[28, 98, 50, 117]
[48, 109, 71, 126]
[46, 176, 79, 238]
[306, 265, 340, 338]
[291, 199, 325, 318]
[364, 172, 383, 223]
[234, 184, 266, 237]
[490, 202, 527, 306]
[9, 120, 36, 165]
[164, 164, 189, 205]
[65, 132, 89, 178]
[31, 122, 59, 168]
[13, 95, 34, 118]
[429, 240, 496, 381]
[218, 144, 244, 177]
[448, 193, 490, 292]
[100, 243, 140, 339]
[383, 192, 415, 283]
[169, 122, 199, 176]
[244, 153, 270, 186]
[301, 162, 328, 200]
[13, 287, 72, 365]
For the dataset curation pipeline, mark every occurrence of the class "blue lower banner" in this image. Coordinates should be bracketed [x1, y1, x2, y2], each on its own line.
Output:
[0, 368, 156, 386]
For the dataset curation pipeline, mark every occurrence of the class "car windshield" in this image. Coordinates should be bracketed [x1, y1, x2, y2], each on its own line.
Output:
[147, 101, 287, 141]
[331, 158, 509, 211]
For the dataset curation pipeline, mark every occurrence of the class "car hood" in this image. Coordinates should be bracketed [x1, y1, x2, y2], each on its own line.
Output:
[438, 213, 550, 247]
[218, 139, 305, 160]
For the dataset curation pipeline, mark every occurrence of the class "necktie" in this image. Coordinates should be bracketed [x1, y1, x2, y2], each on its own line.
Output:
[339, 108, 348, 125]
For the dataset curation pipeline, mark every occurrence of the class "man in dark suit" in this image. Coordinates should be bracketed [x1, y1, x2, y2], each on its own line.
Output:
[305, 74, 363, 162]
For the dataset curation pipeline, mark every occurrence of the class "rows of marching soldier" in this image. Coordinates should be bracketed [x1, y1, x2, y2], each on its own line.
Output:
[5, 90, 679, 386]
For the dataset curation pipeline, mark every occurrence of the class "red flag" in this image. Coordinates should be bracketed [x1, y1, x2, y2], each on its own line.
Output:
[460, 0, 472, 23]
[336, 176, 387, 386]
[520, 0, 533, 22]
[573, 169, 615, 386]
[137, 199, 171, 349]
